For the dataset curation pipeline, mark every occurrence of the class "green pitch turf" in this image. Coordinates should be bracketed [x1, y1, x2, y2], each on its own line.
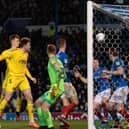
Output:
[0, 120, 87, 129]
[94, 120, 129, 129]
[0, 120, 129, 129]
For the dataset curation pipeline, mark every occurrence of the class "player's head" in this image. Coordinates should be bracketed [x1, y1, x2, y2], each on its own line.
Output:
[93, 58, 99, 70]
[57, 38, 67, 51]
[109, 49, 119, 61]
[9, 34, 20, 48]
[20, 37, 31, 52]
[47, 44, 56, 56]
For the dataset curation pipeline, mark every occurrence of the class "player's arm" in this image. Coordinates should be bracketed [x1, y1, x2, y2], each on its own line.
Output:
[103, 68, 123, 75]
[80, 76, 87, 84]
[103, 63, 124, 75]
[25, 53, 37, 84]
[74, 70, 87, 84]
[25, 67, 32, 78]
[25, 67, 37, 84]
[101, 71, 111, 79]
[111, 67, 123, 75]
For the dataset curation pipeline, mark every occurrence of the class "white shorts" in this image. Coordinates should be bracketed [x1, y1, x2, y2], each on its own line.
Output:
[109, 86, 129, 104]
[61, 82, 77, 99]
[94, 88, 111, 104]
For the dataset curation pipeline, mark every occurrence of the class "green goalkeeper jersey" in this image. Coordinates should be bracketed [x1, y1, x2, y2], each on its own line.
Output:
[40, 56, 65, 105]
[48, 56, 66, 87]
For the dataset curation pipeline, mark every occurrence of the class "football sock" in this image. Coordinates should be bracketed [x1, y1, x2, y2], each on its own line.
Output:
[61, 102, 76, 117]
[27, 101, 34, 122]
[119, 108, 129, 122]
[43, 109, 53, 128]
[37, 107, 47, 126]
[16, 96, 22, 114]
[102, 102, 108, 119]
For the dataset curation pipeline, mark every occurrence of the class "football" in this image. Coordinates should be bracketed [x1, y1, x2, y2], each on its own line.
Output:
[96, 33, 105, 42]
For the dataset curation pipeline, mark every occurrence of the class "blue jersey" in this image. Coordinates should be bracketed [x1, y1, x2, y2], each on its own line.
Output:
[94, 67, 110, 93]
[56, 51, 71, 82]
[111, 58, 127, 90]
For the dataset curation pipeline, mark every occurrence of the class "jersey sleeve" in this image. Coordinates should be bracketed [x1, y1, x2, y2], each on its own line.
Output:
[0, 50, 10, 61]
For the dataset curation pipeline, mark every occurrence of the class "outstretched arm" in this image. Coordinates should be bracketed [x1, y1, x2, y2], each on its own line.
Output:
[103, 67, 123, 76]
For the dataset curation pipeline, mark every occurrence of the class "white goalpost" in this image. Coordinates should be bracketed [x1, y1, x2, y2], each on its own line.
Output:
[87, 1, 94, 129]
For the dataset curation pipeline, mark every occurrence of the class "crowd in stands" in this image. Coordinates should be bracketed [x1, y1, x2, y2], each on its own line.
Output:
[0, 0, 84, 26]
[0, 0, 128, 26]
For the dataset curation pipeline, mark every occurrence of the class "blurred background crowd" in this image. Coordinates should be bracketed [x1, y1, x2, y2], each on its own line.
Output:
[0, 0, 85, 25]
[0, 0, 128, 26]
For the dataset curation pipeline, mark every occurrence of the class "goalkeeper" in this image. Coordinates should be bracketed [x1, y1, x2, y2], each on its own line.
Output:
[35, 44, 65, 129]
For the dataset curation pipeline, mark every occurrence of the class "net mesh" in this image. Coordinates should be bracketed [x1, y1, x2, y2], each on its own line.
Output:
[93, 4, 129, 95]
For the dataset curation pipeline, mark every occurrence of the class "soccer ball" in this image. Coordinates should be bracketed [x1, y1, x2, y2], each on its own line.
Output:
[96, 33, 105, 42]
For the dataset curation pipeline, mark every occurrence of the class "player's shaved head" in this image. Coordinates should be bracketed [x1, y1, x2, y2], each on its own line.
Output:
[57, 38, 66, 49]
[20, 37, 31, 48]
[47, 44, 56, 55]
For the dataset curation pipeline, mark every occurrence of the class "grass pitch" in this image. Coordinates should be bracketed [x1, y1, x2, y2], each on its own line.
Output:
[0, 120, 87, 129]
[1, 120, 128, 129]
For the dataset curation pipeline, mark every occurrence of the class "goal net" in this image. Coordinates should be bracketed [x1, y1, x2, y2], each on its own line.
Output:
[87, 1, 129, 129]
